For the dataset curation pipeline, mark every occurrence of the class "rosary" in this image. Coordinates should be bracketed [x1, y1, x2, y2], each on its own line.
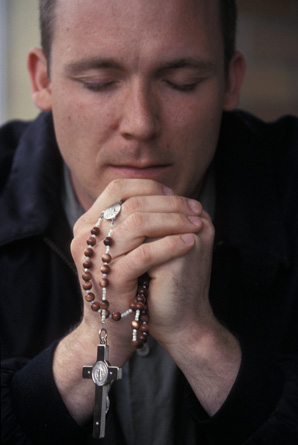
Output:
[81, 201, 150, 438]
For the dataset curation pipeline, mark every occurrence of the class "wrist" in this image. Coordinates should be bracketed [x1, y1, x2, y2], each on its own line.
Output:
[162, 320, 242, 415]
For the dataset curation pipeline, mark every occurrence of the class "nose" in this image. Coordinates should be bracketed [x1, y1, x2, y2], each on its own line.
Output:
[119, 81, 160, 141]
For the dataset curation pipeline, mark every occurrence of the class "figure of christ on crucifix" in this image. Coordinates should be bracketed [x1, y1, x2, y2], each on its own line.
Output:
[82, 339, 122, 438]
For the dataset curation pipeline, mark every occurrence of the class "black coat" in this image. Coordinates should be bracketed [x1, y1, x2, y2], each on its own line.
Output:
[1, 111, 298, 444]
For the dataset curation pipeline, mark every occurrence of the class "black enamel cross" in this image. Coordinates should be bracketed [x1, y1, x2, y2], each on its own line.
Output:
[82, 343, 122, 438]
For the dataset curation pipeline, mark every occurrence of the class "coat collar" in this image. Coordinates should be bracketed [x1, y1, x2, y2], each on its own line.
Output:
[0, 112, 63, 246]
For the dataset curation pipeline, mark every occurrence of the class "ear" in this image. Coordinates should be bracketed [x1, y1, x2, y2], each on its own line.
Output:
[27, 48, 52, 111]
[223, 51, 246, 111]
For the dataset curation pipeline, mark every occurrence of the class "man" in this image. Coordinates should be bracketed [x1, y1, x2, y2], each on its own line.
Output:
[1, 0, 298, 443]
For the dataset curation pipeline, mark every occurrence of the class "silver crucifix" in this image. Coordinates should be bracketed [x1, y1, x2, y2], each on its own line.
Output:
[82, 333, 122, 438]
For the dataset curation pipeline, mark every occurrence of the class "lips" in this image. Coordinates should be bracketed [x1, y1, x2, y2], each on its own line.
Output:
[109, 164, 171, 179]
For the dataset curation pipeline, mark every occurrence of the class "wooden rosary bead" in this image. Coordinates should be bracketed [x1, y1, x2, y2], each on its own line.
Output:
[103, 237, 112, 246]
[101, 264, 110, 274]
[136, 295, 146, 303]
[100, 278, 109, 288]
[99, 300, 110, 309]
[140, 324, 149, 333]
[131, 320, 140, 330]
[138, 288, 148, 297]
[140, 314, 149, 323]
[91, 227, 100, 236]
[102, 253, 112, 263]
[130, 301, 137, 311]
[102, 309, 110, 318]
[87, 237, 96, 246]
[83, 259, 92, 269]
[82, 271, 92, 281]
[83, 282, 92, 290]
[139, 333, 148, 343]
[131, 340, 144, 349]
[84, 247, 94, 257]
[85, 292, 95, 302]
[91, 301, 101, 311]
[135, 302, 145, 311]
[112, 312, 121, 321]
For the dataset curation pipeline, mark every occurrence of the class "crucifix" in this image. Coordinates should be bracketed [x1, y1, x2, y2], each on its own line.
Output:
[82, 333, 122, 439]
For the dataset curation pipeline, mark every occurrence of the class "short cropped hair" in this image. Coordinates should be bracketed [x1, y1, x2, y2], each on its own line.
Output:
[39, 0, 237, 75]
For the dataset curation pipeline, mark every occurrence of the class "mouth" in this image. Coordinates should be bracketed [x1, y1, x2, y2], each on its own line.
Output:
[109, 164, 171, 179]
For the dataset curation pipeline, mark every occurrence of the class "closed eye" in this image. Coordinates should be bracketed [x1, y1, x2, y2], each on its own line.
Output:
[165, 80, 199, 92]
[82, 81, 117, 92]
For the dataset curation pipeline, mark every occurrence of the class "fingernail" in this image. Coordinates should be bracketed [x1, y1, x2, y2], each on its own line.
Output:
[188, 215, 201, 226]
[181, 234, 195, 244]
[188, 199, 201, 213]
[163, 185, 174, 195]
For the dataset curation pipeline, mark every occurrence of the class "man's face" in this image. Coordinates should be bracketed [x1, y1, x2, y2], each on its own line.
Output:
[46, 0, 236, 208]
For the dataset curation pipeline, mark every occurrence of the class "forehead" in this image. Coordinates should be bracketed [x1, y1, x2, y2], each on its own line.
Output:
[52, 0, 222, 62]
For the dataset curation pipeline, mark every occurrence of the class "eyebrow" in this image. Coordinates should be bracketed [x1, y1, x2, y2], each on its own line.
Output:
[65, 56, 216, 75]
[160, 58, 216, 72]
[65, 57, 123, 74]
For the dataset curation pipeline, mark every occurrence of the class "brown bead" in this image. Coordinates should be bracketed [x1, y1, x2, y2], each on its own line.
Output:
[102, 253, 112, 263]
[140, 314, 149, 323]
[101, 309, 110, 318]
[131, 320, 140, 330]
[130, 301, 137, 311]
[138, 287, 148, 297]
[139, 333, 148, 343]
[91, 301, 100, 311]
[82, 271, 92, 281]
[136, 295, 146, 304]
[112, 312, 121, 321]
[83, 259, 92, 269]
[85, 292, 95, 302]
[135, 302, 145, 311]
[83, 282, 92, 290]
[140, 324, 149, 333]
[101, 264, 110, 274]
[87, 236, 96, 246]
[99, 278, 109, 288]
[91, 227, 100, 236]
[99, 300, 110, 309]
[131, 340, 144, 349]
[84, 247, 94, 257]
[103, 237, 112, 246]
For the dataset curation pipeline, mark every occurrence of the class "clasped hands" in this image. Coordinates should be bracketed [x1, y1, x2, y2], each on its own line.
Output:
[71, 178, 216, 366]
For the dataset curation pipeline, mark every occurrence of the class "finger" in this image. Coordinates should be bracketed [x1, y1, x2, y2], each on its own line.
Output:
[74, 179, 173, 234]
[121, 195, 202, 218]
[110, 212, 202, 257]
[117, 233, 196, 280]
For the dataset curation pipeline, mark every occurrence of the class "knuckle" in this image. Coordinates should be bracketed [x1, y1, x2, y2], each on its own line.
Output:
[124, 196, 143, 214]
[126, 243, 153, 271]
[125, 212, 145, 231]
[167, 194, 184, 212]
[136, 243, 153, 265]
[105, 178, 125, 197]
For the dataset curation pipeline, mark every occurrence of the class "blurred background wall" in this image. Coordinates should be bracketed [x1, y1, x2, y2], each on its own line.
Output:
[238, 0, 298, 121]
[1, 0, 298, 124]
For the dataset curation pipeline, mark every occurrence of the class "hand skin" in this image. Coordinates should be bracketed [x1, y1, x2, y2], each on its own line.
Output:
[53, 179, 241, 424]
